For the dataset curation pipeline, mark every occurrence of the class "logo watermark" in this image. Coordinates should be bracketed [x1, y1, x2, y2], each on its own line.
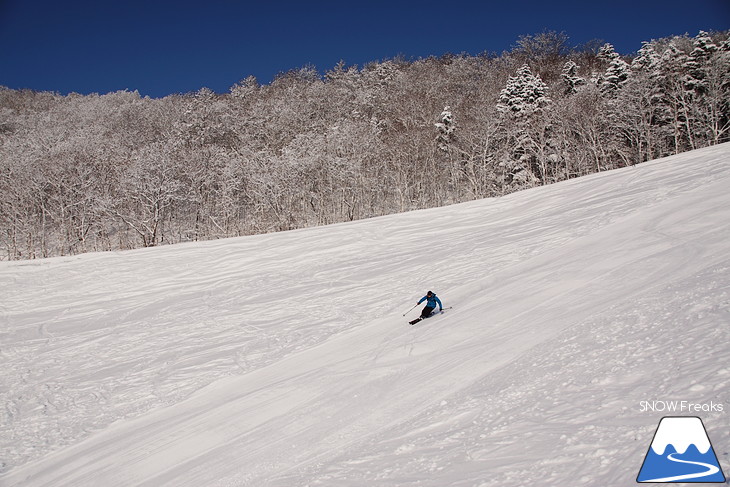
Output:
[637, 416, 726, 483]
[639, 401, 724, 413]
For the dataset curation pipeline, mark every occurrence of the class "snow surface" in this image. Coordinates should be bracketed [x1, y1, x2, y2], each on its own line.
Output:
[2, 144, 729, 486]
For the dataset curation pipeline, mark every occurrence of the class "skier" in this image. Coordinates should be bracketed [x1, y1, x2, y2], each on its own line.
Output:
[417, 291, 442, 320]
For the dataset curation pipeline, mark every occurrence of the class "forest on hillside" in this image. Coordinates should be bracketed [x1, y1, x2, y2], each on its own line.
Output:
[1, 30, 728, 260]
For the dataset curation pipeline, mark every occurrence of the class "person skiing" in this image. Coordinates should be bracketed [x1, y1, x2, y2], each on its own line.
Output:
[417, 291, 442, 320]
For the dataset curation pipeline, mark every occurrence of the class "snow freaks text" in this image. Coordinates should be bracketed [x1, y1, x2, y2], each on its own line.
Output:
[639, 401, 724, 413]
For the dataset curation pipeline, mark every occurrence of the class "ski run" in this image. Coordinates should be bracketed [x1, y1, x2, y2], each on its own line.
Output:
[1, 143, 729, 486]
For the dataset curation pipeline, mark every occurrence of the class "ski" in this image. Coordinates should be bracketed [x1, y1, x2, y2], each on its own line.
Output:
[409, 307, 452, 325]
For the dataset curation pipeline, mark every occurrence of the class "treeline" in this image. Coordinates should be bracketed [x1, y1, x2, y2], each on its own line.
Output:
[1, 30, 728, 259]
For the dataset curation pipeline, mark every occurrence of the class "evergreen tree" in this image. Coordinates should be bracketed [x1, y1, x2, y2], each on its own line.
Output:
[497, 64, 554, 188]
[561, 61, 587, 95]
[685, 32, 730, 144]
[632, 42, 661, 73]
[435, 106, 455, 151]
[686, 31, 718, 94]
[598, 43, 631, 96]
[497, 64, 550, 115]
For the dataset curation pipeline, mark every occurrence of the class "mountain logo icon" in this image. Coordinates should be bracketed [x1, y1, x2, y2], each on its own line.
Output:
[637, 416, 726, 483]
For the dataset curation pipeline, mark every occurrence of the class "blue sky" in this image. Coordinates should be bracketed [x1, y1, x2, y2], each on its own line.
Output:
[1, 0, 728, 98]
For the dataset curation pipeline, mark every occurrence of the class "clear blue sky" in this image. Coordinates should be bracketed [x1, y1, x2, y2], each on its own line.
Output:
[1, 0, 728, 98]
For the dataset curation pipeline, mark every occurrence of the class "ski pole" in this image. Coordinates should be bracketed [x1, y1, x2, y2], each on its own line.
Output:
[403, 303, 419, 316]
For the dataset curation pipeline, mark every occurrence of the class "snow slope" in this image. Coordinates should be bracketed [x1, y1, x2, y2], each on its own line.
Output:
[1, 144, 729, 486]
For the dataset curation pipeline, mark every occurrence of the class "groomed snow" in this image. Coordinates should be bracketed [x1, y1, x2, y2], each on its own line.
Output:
[1, 143, 729, 486]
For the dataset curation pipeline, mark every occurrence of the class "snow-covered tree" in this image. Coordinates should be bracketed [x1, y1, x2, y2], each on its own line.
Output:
[685, 31, 718, 94]
[497, 64, 551, 115]
[435, 106, 455, 151]
[496, 65, 556, 188]
[561, 61, 587, 95]
[229, 75, 259, 100]
[685, 31, 730, 144]
[632, 42, 661, 74]
[511, 30, 571, 82]
[597, 43, 631, 96]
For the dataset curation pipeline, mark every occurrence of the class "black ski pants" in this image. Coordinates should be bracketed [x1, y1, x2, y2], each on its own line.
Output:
[420, 306, 434, 319]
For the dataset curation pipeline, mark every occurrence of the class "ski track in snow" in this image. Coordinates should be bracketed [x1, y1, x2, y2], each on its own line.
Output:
[1, 143, 729, 486]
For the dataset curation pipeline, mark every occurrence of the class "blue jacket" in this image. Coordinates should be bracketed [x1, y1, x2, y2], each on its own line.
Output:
[419, 294, 442, 310]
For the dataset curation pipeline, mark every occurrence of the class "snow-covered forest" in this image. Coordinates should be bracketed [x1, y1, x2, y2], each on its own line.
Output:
[1, 30, 728, 260]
